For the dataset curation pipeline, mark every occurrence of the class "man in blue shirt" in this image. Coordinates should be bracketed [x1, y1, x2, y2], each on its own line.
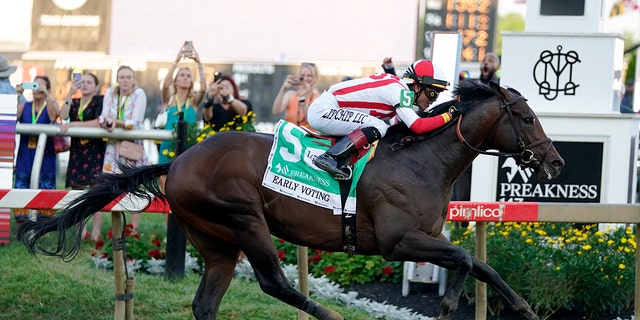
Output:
[621, 79, 635, 114]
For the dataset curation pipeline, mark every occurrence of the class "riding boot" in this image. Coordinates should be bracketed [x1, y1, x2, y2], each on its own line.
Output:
[314, 127, 380, 180]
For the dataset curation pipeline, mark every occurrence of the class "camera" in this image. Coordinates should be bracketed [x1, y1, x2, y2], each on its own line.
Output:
[292, 77, 303, 84]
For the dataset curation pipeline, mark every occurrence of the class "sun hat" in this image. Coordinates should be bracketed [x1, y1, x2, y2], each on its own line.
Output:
[0, 55, 17, 78]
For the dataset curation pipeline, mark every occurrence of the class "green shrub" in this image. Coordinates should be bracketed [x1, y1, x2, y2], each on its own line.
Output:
[272, 237, 403, 285]
[450, 222, 635, 319]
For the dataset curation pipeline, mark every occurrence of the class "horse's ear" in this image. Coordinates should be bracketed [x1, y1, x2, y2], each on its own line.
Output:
[489, 81, 507, 99]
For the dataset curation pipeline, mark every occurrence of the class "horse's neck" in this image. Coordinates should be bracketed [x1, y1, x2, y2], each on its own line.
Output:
[415, 114, 495, 187]
[429, 128, 478, 186]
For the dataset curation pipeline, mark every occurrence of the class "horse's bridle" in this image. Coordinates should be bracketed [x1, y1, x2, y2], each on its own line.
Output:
[455, 94, 554, 170]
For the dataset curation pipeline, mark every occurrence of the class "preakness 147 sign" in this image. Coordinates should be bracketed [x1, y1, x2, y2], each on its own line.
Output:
[495, 141, 602, 203]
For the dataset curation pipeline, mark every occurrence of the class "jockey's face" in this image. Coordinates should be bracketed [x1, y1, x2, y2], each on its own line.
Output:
[413, 84, 441, 110]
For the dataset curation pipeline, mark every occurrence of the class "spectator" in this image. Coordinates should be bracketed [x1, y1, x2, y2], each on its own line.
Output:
[202, 74, 252, 130]
[381, 57, 396, 75]
[0, 55, 17, 94]
[621, 79, 635, 113]
[272, 62, 320, 127]
[158, 43, 206, 164]
[342, 57, 395, 83]
[475, 52, 500, 86]
[99, 65, 149, 231]
[60, 72, 106, 241]
[14, 75, 60, 222]
[308, 60, 465, 180]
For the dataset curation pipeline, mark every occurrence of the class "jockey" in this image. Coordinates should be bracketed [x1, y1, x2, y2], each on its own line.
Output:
[308, 59, 466, 180]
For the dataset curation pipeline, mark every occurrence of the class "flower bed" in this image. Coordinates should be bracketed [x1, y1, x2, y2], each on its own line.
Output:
[450, 222, 636, 319]
[90, 223, 202, 275]
[89, 221, 636, 319]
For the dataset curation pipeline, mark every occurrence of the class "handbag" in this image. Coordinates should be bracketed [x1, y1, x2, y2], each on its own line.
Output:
[154, 109, 168, 129]
[117, 140, 144, 161]
[53, 136, 70, 154]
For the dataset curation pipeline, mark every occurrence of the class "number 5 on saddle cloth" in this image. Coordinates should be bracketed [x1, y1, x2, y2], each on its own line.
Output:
[262, 120, 376, 216]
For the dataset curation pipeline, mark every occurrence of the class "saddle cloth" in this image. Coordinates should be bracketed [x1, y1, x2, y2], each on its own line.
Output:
[262, 120, 375, 215]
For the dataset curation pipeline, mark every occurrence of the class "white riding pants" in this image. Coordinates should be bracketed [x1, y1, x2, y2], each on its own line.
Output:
[307, 92, 389, 137]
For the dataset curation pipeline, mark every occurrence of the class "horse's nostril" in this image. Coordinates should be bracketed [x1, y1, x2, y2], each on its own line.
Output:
[551, 159, 565, 169]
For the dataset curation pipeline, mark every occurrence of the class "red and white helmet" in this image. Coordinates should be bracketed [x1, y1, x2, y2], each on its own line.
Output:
[402, 60, 450, 91]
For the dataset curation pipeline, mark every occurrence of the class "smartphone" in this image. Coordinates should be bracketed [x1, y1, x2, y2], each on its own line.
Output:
[184, 41, 194, 58]
[22, 82, 39, 90]
[71, 68, 83, 82]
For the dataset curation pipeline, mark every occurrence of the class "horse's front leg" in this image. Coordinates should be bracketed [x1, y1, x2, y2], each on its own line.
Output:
[381, 229, 472, 320]
[435, 234, 540, 320]
[467, 255, 539, 320]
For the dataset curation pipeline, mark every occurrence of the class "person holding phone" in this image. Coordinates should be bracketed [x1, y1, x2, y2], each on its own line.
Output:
[202, 74, 252, 130]
[60, 72, 106, 241]
[271, 62, 320, 127]
[157, 42, 206, 164]
[14, 75, 60, 222]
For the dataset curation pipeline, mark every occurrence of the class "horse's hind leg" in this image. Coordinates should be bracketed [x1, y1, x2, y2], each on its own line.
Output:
[182, 225, 240, 320]
[237, 224, 344, 320]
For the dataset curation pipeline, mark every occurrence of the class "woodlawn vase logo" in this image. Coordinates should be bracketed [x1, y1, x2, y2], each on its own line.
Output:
[533, 45, 581, 101]
[53, 0, 88, 11]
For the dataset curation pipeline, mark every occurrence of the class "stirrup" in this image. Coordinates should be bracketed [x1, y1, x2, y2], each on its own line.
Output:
[334, 165, 353, 180]
[314, 155, 353, 180]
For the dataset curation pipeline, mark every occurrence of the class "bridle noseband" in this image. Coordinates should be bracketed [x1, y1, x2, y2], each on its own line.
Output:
[455, 94, 553, 170]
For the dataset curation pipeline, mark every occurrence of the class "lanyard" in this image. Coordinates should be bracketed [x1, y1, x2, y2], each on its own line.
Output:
[173, 94, 190, 114]
[31, 101, 46, 124]
[117, 95, 129, 120]
[77, 98, 91, 121]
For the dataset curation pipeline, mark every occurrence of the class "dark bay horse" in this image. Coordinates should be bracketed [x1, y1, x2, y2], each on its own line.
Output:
[18, 81, 564, 320]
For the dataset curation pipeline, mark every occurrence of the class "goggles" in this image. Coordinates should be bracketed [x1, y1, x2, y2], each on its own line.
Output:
[423, 86, 440, 100]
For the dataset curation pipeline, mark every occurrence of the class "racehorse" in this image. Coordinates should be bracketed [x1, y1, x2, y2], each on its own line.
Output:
[18, 80, 564, 320]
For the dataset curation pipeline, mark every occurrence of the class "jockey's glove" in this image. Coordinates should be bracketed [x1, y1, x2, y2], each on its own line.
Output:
[448, 102, 468, 118]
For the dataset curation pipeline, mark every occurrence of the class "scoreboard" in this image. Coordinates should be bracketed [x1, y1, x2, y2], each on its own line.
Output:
[417, 0, 498, 62]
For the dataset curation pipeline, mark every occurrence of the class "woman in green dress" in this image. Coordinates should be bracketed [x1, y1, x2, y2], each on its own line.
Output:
[158, 43, 206, 164]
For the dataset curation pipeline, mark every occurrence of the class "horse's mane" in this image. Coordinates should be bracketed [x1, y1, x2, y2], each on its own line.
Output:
[453, 79, 495, 102]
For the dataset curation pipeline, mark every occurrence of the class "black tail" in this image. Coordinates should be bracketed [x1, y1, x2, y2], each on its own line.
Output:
[16, 162, 171, 261]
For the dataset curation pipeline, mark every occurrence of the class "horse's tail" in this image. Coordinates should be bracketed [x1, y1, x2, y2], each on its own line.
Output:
[16, 162, 172, 261]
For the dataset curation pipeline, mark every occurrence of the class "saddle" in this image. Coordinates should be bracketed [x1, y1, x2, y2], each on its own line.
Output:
[300, 126, 373, 167]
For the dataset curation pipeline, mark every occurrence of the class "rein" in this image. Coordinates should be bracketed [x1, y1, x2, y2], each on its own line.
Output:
[389, 119, 456, 151]
[455, 95, 553, 168]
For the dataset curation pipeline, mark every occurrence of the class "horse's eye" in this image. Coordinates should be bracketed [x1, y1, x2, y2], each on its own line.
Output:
[523, 117, 534, 125]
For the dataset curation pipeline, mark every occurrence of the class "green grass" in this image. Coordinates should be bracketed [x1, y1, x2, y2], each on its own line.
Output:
[0, 213, 376, 320]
